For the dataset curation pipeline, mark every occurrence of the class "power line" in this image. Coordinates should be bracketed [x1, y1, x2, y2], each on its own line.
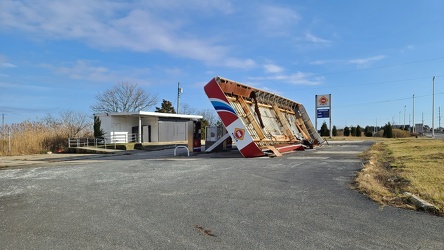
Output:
[335, 92, 444, 109]
[285, 75, 444, 92]
[306, 56, 444, 78]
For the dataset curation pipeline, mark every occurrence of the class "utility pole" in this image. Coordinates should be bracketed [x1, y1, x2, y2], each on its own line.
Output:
[375, 118, 378, 134]
[432, 76, 435, 138]
[399, 111, 401, 128]
[404, 105, 406, 130]
[1, 114, 4, 152]
[439, 106, 441, 131]
[412, 94, 415, 133]
[177, 82, 183, 114]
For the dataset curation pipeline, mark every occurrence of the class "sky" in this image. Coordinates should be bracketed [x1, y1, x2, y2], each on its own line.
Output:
[1, 0, 443, 129]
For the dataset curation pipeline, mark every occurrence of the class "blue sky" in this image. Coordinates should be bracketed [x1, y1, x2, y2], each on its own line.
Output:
[1, 0, 443, 129]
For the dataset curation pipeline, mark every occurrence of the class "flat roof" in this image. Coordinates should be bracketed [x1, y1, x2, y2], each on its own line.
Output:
[95, 111, 203, 120]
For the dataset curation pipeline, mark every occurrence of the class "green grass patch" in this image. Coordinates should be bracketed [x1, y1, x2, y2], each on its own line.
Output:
[356, 138, 444, 215]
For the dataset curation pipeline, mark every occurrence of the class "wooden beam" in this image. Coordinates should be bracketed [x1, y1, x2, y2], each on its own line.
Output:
[273, 105, 296, 141]
[294, 119, 310, 141]
[238, 96, 266, 140]
[226, 96, 295, 114]
[263, 146, 282, 157]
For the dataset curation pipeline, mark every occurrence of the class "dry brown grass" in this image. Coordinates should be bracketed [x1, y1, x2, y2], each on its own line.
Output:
[1, 113, 92, 156]
[356, 138, 444, 215]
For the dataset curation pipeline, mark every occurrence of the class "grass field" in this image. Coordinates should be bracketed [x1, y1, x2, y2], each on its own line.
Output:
[355, 138, 444, 215]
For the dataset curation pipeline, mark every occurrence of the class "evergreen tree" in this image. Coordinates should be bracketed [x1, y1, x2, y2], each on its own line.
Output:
[199, 118, 209, 139]
[344, 126, 350, 136]
[350, 126, 356, 137]
[320, 122, 329, 136]
[364, 126, 373, 137]
[356, 125, 362, 137]
[93, 116, 105, 138]
[155, 99, 176, 113]
[383, 122, 393, 138]
[332, 126, 338, 136]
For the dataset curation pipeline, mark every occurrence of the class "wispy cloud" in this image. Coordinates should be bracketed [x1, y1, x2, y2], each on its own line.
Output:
[0, 80, 53, 92]
[400, 45, 414, 54]
[257, 5, 301, 36]
[0, 55, 16, 68]
[249, 71, 324, 86]
[263, 63, 284, 74]
[0, 0, 251, 68]
[304, 32, 332, 45]
[293, 31, 333, 50]
[309, 59, 341, 65]
[1, 63, 16, 68]
[222, 58, 256, 69]
[46, 60, 154, 85]
[348, 55, 386, 67]
[54, 60, 115, 82]
[311, 55, 386, 67]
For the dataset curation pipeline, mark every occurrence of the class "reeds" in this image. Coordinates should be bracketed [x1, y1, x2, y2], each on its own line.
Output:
[1, 114, 92, 156]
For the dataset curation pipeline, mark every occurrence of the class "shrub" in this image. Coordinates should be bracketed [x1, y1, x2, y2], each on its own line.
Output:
[320, 122, 329, 136]
[383, 123, 393, 138]
[350, 126, 356, 137]
[364, 126, 373, 137]
[332, 126, 338, 136]
[344, 127, 350, 136]
[393, 129, 411, 138]
[356, 125, 362, 137]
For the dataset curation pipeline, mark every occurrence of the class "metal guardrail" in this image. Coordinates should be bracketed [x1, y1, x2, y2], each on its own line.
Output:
[68, 133, 140, 149]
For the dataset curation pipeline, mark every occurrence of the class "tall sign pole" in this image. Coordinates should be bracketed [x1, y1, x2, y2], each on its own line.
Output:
[329, 95, 332, 138]
[315, 94, 332, 138]
[314, 96, 317, 132]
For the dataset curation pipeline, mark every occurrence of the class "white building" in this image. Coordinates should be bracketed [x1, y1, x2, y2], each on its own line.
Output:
[94, 111, 203, 143]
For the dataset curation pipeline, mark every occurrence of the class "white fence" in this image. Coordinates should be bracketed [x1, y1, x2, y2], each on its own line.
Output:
[68, 133, 139, 148]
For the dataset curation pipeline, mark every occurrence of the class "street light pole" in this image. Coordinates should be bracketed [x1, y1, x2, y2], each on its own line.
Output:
[432, 76, 435, 138]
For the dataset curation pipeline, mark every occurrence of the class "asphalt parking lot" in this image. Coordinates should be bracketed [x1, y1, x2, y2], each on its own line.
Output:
[1, 141, 443, 249]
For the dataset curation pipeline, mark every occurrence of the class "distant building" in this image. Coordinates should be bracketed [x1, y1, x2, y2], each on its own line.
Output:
[415, 123, 424, 134]
[94, 111, 202, 143]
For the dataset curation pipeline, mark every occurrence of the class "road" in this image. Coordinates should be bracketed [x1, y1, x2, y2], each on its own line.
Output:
[424, 131, 444, 140]
[1, 141, 443, 249]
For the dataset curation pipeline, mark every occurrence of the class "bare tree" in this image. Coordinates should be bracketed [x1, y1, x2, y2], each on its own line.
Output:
[180, 103, 197, 115]
[198, 109, 219, 126]
[60, 111, 92, 138]
[91, 82, 158, 113]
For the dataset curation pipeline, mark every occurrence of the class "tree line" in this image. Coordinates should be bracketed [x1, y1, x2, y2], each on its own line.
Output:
[319, 121, 410, 138]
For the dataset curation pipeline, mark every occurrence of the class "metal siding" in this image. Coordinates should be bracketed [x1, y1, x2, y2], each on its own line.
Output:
[158, 121, 187, 142]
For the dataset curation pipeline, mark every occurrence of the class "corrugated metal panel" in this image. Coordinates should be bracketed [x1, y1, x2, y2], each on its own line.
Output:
[158, 121, 187, 142]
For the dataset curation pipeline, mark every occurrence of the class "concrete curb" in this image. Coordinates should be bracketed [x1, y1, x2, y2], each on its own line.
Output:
[403, 192, 440, 214]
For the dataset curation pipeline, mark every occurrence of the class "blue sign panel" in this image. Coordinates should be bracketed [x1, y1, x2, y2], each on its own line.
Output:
[317, 109, 330, 118]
